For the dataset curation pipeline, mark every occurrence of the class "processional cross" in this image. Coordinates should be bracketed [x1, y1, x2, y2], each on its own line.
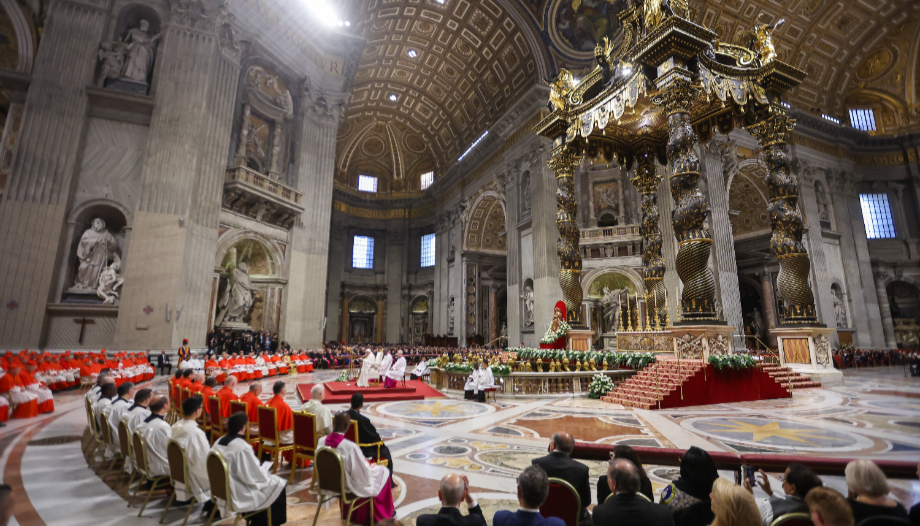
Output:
[73, 317, 95, 344]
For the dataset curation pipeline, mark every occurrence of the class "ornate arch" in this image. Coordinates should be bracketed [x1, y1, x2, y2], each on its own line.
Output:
[581, 266, 645, 297]
[67, 198, 133, 227]
[215, 230, 285, 277]
[463, 190, 507, 253]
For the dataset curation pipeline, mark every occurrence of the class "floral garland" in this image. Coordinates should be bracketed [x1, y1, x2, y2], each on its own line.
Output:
[708, 354, 756, 371]
[540, 319, 571, 344]
[587, 374, 615, 399]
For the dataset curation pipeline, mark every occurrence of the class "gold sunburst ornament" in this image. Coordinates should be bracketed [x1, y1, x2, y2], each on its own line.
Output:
[703, 419, 832, 446]
[400, 401, 474, 417]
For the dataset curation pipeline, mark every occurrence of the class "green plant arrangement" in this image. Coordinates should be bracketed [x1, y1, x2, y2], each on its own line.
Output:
[489, 364, 512, 376]
[445, 363, 473, 374]
[587, 373, 615, 399]
[337, 370, 350, 382]
[426, 358, 439, 368]
[708, 354, 756, 371]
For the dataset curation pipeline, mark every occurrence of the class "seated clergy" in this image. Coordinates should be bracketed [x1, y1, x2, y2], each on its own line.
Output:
[20, 360, 55, 413]
[411, 359, 428, 380]
[171, 396, 212, 506]
[104, 382, 136, 454]
[0, 362, 39, 419]
[120, 388, 152, 474]
[212, 413, 287, 526]
[300, 384, 334, 437]
[383, 351, 406, 389]
[265, 381, 293, 445]
[474, 362, 494, 403]
[416, 473, 485, 526]
[216, 376, 239, 424]
[136, 396, 172, 477]
[318, 412, 394, 525]
[93, 382, 117, 432]
[493, 465, 566, 526]
[464, 368, 479, 400]
[239, 383, 263, 431]
[348, 393, 394, 478]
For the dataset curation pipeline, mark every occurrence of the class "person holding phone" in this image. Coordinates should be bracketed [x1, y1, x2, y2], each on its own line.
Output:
[743, 463, 823, 526]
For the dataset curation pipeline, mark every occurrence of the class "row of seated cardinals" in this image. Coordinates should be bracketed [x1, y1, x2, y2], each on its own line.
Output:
[197, 353, 313, 383]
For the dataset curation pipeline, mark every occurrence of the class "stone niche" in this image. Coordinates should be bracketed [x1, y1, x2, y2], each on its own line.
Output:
[61, 203, 129, 305]
[98, 5, 164, 95]
[212, 236, 286, 334]
[409, 295, 430, 344]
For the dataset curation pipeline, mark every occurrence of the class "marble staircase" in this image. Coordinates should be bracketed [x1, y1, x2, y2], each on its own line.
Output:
[759, 363, 822, 390]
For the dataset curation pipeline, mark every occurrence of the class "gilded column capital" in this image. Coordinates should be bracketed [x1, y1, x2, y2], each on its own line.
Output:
[745, 107, 796, 148]
[652, 78, 702, 116]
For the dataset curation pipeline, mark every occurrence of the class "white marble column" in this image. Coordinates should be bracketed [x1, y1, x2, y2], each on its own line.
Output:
[530, 140, 562, 333]
[0, 0, 107, 347]
[505, 166, 522, 346]
[873, 271, 898, 348]
[796, 163, 836, 332]
[324, 223, 348, 341]
[386, 229, 406, 343]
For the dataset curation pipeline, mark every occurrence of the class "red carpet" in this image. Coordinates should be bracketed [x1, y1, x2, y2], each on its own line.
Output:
[296, 380, 446, 404]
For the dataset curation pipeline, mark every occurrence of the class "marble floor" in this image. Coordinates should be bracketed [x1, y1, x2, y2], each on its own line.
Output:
[2, 367, 919, 526]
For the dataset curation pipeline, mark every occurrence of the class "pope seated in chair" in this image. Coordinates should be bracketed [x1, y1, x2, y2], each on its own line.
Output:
[317, 412, 394, 525]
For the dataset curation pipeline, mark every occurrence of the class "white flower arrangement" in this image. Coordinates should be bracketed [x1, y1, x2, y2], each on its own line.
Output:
[540, 319, 570, 344]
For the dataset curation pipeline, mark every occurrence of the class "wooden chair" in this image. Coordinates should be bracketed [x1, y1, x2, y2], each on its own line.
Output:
[257, 406, 294, 473]
[289, 411, 317, 485]
[208, 396, 226, 445]
[539, 477, 581, 526]
[770, 513, 815, 526]
[205, 450, 271, 526]
[130, 431, 170, 517]
[99, 413, 125, 477]
[344, 420, 387, 466]
[118, 419, 134, 478]
[229, 400, 259, 446]
[160, 440, 198, 526]
[311, 447, 374, 526]
[84, 398, 104, 461]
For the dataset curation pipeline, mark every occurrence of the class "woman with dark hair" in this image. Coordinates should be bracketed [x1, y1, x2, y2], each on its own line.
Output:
[660, 446, 720, 525]
[597, 445, 655, 503]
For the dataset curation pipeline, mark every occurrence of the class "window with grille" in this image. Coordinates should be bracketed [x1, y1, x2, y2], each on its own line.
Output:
[859, 193, 896, 239]
[420, 171, 434, 191]
[358, 175, 378, 193]
[849, 108, 877, 132]
[420, 233, 436, 267]
[353, 236, 375, 268]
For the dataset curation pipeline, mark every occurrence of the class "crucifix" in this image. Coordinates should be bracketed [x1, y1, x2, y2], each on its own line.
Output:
[73, 317, 95, 344]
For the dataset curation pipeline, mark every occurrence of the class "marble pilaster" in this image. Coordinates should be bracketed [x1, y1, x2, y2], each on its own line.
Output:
[873, 271, 898, 349]
[530, 141, 562, 334]
[386, 229, 406, 343]
[758, 270, 778, 346]
[796, 162, 836, 333]
[657, 167, 680, 323]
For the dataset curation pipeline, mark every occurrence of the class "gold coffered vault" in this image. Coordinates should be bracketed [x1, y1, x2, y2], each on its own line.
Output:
[535, 2, 819, 331]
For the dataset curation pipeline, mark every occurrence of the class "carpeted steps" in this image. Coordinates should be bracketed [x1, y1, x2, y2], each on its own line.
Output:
[759, 363, 822, 389]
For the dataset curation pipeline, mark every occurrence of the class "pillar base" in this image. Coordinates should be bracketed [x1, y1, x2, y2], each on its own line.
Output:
[669, 325, 735, 361]
[772, 326, 844, 386]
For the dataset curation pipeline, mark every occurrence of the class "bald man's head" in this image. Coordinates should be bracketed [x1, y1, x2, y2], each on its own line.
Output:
[249, 383, 262, 394]
[439, 473, 466, 507]
[224, 376, 237, 387]
[552, 432, 574, 454]
[332, 411, 351, 433]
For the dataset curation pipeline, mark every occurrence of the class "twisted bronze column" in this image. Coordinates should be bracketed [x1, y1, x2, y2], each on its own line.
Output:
[631, 146, 667, 328]
[746, 107, 817, 324]
[654, 78, 718, 321]
[548, 146, 584, 326]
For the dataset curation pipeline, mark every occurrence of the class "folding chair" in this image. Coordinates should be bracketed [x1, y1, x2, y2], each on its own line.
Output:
[344, 420, 388, 466]
[160, 441, 198, 526]
[208, 396, 226, 445]
[257, 405, 294, 473]
[131, 432, 170, 517]
[539, 477, 580, 526]
[205, 451, 271, 526]
[289, 411, 317, 485]
[84, 398, 104, 460]
[311, 447, 374, 526]
[99, 413, 125, 477]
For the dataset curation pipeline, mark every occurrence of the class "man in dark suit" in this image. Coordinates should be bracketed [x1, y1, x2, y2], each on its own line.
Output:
[347, 393, 394, 478]
[532, 432, 593, 526]
[494, 465, 566, 526]
[592, 459, 674, 526]
[156, 350, 171, 376]
[417, 473, 486, 526]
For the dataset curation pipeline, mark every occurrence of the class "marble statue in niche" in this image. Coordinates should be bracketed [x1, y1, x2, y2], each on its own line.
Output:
[73, 218, 121, 292]
[521, 173, 532, 212]
[749, 307, 764, 337]
[815, 181, 831, 221]
[99, 19, 160, 93]
[448, 296, 455, 334]
[717, 137, 739, 177]
[833, 287, 848, 328]
[215, 246, 254, 328]
[600, 286, 627, 332]
[96, 254, 125, 304]
[521, 284, 535, 326]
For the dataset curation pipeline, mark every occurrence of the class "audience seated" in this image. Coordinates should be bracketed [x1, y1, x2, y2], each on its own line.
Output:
[744, 463, 823, 526]
[711, 478, 760, 526]
[416, 473, 486, 526]
[136, 396, 171, 477]
[264, 381, 294, 445]
[170, 396, 212, 506]
[531, 432, 592, 526]
[494, 465, 565, 526]
[120, 388, 152, 474]
[103, 382, 135, 454]
[348, 393, 395, 478]
[212, 413, 287, 526]
[844, 460, 910, 524]
[597, 445, 654, 503]
[216, 376, 239, 424]
[592, 458, 674, 526]
[317, 412, 394, 525]
[661, 446, 719, 525]
[805, 487, 854, 526]
[300, 384, 333, 437]
[239, 383, 264, 431]
[92, 382, 117, 433]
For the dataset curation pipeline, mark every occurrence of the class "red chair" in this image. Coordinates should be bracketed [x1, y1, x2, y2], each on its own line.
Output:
[207, 396, 225, 445]
[539, 477, 580, 526]
[229, 401, 258, 447]
[289, 411, 317, 485]
[344, 420, 387, 465]
[770, 513, 814, 526]
[256, 406, 293, 473]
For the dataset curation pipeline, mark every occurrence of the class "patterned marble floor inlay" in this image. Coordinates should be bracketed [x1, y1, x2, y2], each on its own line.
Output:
[686, 416, 865, 450]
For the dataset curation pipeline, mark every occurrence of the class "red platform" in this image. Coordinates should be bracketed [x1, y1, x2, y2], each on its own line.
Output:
[296, 380, 446, 404]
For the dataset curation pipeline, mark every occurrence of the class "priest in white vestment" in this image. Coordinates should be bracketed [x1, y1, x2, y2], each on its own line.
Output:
[121, 388, 152, 473]
[474, 362, 494, 402]
[356, 349, 377, 388]
[300, 384, 333, 436]
[136, 396, 171, 477]
[211, 413, 287, 526]
[463, 369, 479, 400]
[316, 412, 394, 524]
[383, 351, 406, 388]
[171, 395, 212, 503]
[410, 359, 428, 380]
[378, 351, 393, 382]
[93, 383, 117, 439]
[104, 382, 135, 453]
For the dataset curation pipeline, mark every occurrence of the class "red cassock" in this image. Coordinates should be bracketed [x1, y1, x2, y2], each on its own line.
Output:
[238, 392, 262, 423]
[265, 395, 294, 461]
[19, 371, 54, 413]
[0, 373, 38, 418]
[199, 386, 215, 414]
[216, 386, 238, 418]
[276, 357, 288, 375]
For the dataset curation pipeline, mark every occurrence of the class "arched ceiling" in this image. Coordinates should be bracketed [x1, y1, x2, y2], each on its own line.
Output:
[464, 194, 506, 253]
[728, 165, 771, 239]
[336, 0, 542, 196]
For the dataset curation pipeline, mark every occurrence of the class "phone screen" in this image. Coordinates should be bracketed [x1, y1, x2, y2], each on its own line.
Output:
[745, 466, 756, 486]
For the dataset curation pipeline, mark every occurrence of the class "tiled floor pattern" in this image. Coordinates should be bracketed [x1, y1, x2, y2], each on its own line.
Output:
[1, 367, 919, 526]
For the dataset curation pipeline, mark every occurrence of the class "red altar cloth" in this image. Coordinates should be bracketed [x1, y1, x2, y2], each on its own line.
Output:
[539, 338, 566, 350]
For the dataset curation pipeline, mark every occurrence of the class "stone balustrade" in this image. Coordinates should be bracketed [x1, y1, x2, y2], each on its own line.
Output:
[429, 367, 634, 396]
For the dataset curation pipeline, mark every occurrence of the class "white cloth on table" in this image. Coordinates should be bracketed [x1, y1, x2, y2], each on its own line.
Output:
[386, 357, 406, 381]
[464, 370, 479, 392]
[475, 368, 494, 394]
[210, 436, 286, 516]
[171, 419, 212, 502]
[316, 436, 389, 499]
[379, 354, 393, 379]
[300, 399, 334, 436]
[136, 415, 171, 477]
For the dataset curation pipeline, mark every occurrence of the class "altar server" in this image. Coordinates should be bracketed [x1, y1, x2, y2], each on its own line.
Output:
[383, 351, 406, 389]
[475, 362, 494, 402]
[171, 396, 212, 504]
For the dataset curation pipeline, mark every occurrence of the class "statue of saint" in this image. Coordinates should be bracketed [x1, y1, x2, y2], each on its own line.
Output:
[74, 218, 120, 291]
[121, 20, 160, 84]
[550, 306, 563, 332]
[834, 292, 848, 328]
[96, 254, 125, 304]
[751, 18, 785, 64]
[600, 286, 627, 332]
[750, 307, 764, 338]
[521, 285, 535, 326]
[547, 69, 575, 112]
[215, 247, 254, 327]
